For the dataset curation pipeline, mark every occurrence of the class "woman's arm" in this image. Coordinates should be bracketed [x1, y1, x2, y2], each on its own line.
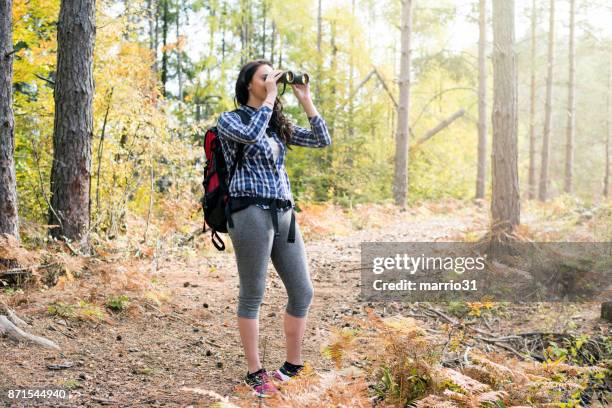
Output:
[217, 105, 273, 144]
[289, 115, 332, 148]
[289, 83, 332, 148]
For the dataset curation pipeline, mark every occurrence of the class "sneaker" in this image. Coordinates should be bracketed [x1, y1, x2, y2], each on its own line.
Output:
[270, 361, 304, 382]
[245, 368, 278, 398]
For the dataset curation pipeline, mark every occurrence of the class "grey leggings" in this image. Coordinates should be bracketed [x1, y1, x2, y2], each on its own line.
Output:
[227, 205, 314, 319]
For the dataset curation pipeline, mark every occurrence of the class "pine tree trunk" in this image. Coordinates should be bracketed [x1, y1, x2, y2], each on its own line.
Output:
[491, 0, 520, 233]
[392, 0, 413, 208]
[315, 0, 322, 106]
[176, 0, 183, 101]
[0, 0, 19, 240]
[564, 0, 576, 194]
[539, 0, 555, 202]
[605, 62, 610, 198]
[261, 0, 266, 58]
[147, 0, 155, 53]
[528, 0, 537, 200]
[270, 20, 275, 64]
[48, 0, 96, 248]
[161, 0, 169, 97]
[476, 0, 488, 200]
[221, 1, 227, 60]
[347, 0, 355, 168]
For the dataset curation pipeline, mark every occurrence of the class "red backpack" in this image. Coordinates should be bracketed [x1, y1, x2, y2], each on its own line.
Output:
[200, 109, 250, 250]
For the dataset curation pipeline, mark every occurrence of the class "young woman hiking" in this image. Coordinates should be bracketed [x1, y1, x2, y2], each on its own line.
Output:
[216, 60, 331, 397]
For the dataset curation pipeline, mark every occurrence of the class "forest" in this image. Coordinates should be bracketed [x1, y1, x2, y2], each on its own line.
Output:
[0, 0, 610, 406]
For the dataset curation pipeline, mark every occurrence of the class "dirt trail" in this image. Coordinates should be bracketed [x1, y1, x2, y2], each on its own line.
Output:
[1, 208, 605, 407]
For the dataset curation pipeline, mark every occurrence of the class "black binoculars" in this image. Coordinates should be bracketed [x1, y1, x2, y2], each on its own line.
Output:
[265, 70, 310, 85]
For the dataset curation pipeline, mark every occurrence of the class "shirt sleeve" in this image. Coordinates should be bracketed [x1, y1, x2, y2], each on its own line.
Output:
[217, 106, 273, 144]
[288, 114, 332, 148]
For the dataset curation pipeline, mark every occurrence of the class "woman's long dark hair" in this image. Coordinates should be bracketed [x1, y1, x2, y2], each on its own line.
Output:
[234, 60, 293, 147]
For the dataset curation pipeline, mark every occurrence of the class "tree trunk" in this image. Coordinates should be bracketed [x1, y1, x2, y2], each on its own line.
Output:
[0, 0, 19, 241]
[564, 0, 576, 194]
[176, 0, 183, 101]
[221, 1, 227, 60]
[261, 0, 266, 58]
[528, 0, 537, 200]
[539, 0, 555, 202]
[476, 0, 488, 200]
[270, 20, 275, 64]
[161, 0, 169, 97]
[491, 0, 520, 233]
[48, 0, 96, 249]
[147, 0, 155, 53]
[154, 0, 160, 72]
[315, 0, 322, 106]
[392, 0, 413, 208]
[347, 0, 355, 167]
[605, 62, 610, 198]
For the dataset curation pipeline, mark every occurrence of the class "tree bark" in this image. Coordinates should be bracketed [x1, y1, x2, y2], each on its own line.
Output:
[392, 0, 413, 208]
[476, 0, 488, 200]
[605, 61, 610, 198]
[564, 0, 576, 194]
[528, 0, 537, 200]
[261, 0, 266, 58]
[539, 0, 555, 202]
[161, 0, 169, 97]
[315, 0, 322, 106]
[270, 20, 275, 64]
[176, 0, 183, 101]
[347, 0, 355, 167]
[49, 0, 96, 249]
[491, 0, 520, 233]
[0, 0, 19, 240]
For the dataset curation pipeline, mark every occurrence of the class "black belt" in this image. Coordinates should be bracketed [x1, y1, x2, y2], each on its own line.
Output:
[225, 196, 296, 243]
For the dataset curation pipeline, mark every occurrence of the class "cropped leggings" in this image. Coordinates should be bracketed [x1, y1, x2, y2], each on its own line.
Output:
[227, 205, 314, 319]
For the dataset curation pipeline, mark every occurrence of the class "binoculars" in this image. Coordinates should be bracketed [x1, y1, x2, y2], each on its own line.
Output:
[265, 70, 310, 85]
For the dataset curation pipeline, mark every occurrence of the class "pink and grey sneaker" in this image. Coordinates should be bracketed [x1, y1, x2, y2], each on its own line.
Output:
[270, 361, 304, 382]
[245, 368, 278, 398]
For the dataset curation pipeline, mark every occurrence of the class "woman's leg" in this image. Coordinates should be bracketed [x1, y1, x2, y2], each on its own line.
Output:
[270, 209, 314, 365]
[228, 205, 275, 373]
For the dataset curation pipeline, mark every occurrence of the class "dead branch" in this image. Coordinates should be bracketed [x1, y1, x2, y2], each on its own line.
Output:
[372, 67, 398, 108]
[0, 303, 60, 350]
[414, 109, 466, 146]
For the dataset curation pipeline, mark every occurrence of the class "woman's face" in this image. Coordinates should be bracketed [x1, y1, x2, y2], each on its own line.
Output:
[248, 64, 273, 101]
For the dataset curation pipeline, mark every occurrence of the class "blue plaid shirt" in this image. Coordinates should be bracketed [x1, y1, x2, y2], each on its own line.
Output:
[217, 104, 331, 210]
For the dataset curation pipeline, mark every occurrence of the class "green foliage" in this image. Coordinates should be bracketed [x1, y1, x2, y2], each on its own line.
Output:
[105, 294, 130, 312]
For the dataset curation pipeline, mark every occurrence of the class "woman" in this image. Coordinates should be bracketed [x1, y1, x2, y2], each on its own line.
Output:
[216, 60, 331, 397]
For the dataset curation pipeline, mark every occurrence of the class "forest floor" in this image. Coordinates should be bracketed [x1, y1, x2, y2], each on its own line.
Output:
[1, 198, 610, 407]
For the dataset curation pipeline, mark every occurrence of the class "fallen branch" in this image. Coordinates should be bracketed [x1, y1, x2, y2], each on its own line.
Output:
[414, 109, 466, 146]
[475, 335, 527, 360]
[0, 315, 60, 350]
[0, 302, 60, 350]
[0, 263, 58, 278]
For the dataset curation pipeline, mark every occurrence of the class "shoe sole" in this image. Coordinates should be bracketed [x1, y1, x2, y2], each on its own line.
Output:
[244, 380, 275, 398]
[272, 369, 293, 382]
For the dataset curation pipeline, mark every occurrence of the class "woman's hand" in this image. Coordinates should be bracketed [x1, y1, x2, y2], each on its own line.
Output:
[264, 70, 284, 97]
[291, 82, 312, 104]
[292, 82, 318, 118]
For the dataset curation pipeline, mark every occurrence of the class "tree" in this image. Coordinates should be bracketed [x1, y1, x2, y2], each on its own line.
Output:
[491, 0, 520, 234]
[539, 0, 555, 201]
[605, 61, 610, 198]
[528, 0, 538, 200]
[161, 0, 170, 96]
[392, 0, 413, 208]
[49, 0, 96, 248]
[476, 0, 487, 200]
[0, 0, 19, 241]
[564, 0, 576, 193]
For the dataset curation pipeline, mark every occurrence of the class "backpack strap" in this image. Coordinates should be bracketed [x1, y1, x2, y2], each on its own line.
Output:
[224, 108, 251, 230]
